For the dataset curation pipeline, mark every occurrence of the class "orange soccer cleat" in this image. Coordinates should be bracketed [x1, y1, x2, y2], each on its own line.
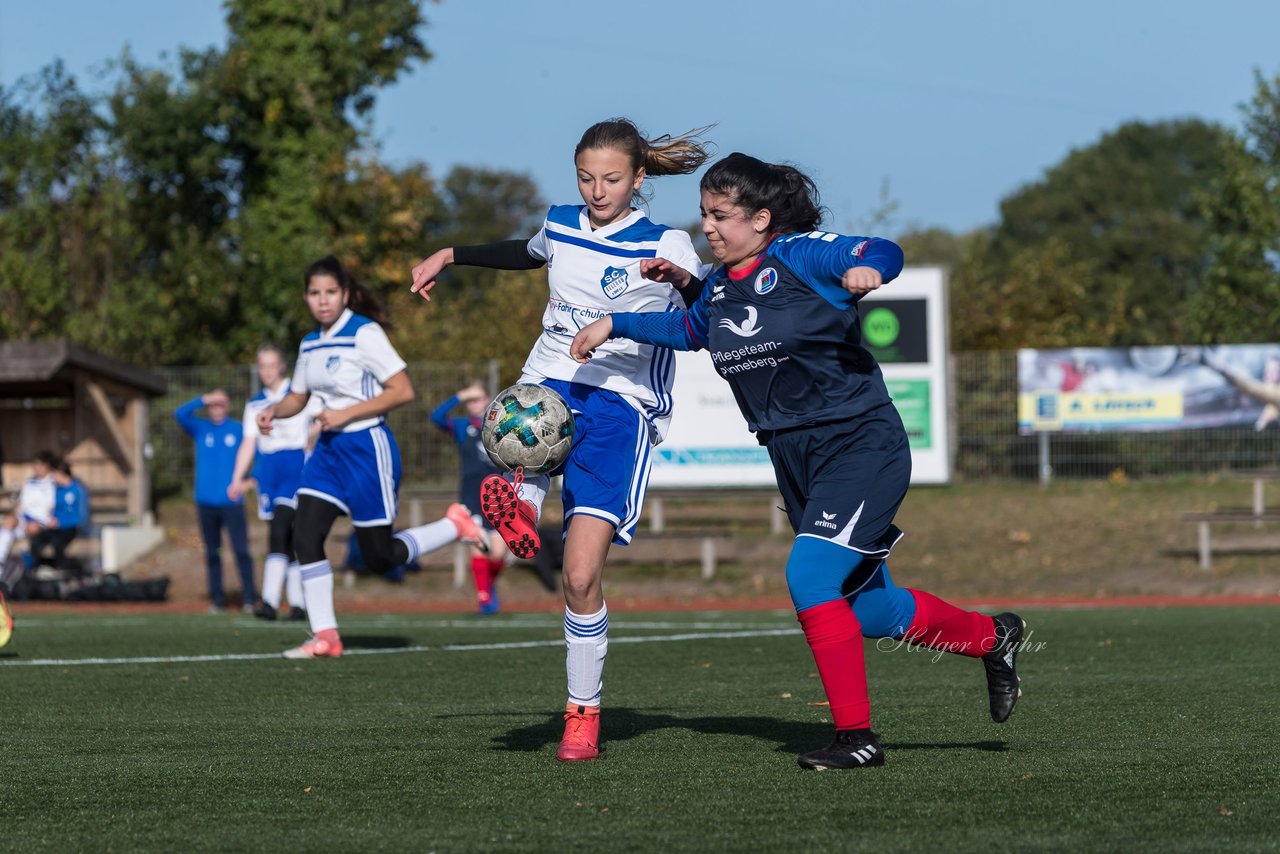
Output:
[556, 703, 601, 762]
[445, 503, 490, 554]
[282, 629, 344, 659]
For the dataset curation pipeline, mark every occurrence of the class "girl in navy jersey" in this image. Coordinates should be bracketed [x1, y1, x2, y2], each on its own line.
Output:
[410, 118, 713, 761]
[260, 256, 487, 659]
[571, 153, 1027, 770]
[430, 382, 509, 614]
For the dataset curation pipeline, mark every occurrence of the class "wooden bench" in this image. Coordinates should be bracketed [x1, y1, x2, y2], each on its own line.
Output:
[610, 528, 735, 580]
[1181, 510, 1280, 571]
[1224, 469, 1280, 518]
[0, 486, 129, 576]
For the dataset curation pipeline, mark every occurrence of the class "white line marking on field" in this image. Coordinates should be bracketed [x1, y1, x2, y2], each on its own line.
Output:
[0, 628, 801, 668]
[225, 618, 794, 631]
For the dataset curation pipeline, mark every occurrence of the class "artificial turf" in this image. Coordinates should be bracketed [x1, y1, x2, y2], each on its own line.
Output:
[1, 606, 1275, 852]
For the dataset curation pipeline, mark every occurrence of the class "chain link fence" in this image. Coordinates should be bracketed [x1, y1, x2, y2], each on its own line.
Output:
[150, 352, 1280, 499]
[954, 351, 1280, 480]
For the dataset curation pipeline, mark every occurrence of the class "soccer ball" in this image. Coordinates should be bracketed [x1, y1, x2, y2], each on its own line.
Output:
[481, 383, 575, 474]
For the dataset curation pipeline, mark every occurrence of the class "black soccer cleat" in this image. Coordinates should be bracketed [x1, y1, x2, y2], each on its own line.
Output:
[252, 601, 277, 621]
[287, 606, 308, 622]
[797, 729, 885, 770]
[983, 612, 1025, 723]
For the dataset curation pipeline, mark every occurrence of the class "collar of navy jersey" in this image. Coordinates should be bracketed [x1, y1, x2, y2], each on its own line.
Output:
[723, 235, 783, 282]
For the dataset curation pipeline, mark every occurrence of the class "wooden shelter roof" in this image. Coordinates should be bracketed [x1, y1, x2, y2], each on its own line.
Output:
[0, 342, 167, 398]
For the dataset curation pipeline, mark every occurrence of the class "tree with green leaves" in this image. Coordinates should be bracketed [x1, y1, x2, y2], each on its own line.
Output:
[943, 118, 1264, 349]
[0, 0, 545, 367]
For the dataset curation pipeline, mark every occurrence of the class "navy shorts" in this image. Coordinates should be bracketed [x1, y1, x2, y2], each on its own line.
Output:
[253, 448, 306, 520]
[768, 404, 909, 562]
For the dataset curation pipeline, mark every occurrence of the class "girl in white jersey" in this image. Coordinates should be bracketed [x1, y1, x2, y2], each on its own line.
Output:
[261, 256, 487, 659]
[229, 344, 322, 622]
[410, 118, 713, 761]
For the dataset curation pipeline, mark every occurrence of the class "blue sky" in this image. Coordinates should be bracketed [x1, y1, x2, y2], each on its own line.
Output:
[2, 0, 1277, 236]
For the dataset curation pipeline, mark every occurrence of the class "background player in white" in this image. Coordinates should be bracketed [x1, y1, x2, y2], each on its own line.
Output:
[260, 256, 487, 659]
[229, 344, 322, 621]
[410, 118, 713, 761]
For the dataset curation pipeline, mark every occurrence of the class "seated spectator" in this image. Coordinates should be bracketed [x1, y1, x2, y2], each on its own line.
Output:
[0, 450, 59, 570]
[30, 460, 91, 572]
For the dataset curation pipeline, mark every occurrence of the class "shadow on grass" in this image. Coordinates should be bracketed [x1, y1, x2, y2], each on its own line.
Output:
[488, 708, 1006, 756]
[340, 634, 414, 650]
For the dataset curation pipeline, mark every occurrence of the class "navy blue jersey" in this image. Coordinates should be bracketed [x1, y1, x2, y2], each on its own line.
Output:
[430, 394, 502, 511]
[612, 231, 904, 434]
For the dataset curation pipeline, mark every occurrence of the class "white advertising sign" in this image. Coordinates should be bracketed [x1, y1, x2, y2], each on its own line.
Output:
[649, 266, 952, 488]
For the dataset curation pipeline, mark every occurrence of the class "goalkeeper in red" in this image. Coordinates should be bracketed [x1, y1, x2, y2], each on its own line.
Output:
[571, 153, 1027, 770]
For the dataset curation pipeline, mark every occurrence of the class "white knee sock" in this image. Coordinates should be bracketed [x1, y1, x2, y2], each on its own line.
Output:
[394, 518, 457, 561]
[261, 553, 288, 609]
[517, 474, 550, 523]
[564, 603, 608, 707]
[300, 560, 337, 633]
[285, 562, 304, 609]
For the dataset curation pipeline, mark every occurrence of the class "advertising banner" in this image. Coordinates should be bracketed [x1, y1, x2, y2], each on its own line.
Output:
[1017, 345, 1280, 433]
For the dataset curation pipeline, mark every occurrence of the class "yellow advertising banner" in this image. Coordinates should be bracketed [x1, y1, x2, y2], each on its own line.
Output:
[1018, 392, 1184, 432]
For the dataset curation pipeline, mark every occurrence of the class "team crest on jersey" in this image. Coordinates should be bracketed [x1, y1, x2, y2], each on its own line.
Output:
[754, 267, 778, 294]
[325, 355, 341, 374]
[600, 266, 630, 299]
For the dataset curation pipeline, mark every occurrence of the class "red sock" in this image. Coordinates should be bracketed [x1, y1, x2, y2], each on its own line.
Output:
[470, 556, 493, 603]
[488, 556, 505, 578]
[797, 599, 870, 730]
[904, 590, 997, 657]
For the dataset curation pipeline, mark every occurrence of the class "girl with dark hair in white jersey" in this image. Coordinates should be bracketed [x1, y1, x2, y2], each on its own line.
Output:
[260, 256, 487, 659]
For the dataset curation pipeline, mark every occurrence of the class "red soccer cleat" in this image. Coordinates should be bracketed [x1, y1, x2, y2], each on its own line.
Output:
[556, 703, 601, 761]
[282, 629, 344, 659]
[480, 473, 541, 559]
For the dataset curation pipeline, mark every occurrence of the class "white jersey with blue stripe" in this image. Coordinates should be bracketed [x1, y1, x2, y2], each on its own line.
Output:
[243, 380, 322, 453]
[291, 308, 407, 434]
[521, 204, 702, 443]
[18, 475, 56, 525]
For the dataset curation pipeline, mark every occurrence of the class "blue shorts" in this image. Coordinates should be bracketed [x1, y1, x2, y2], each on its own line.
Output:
[297, 425, 401, 527]
[541, 379, 652, 546]
[769, 404, 909, 572]
[253, 448, 306, 520]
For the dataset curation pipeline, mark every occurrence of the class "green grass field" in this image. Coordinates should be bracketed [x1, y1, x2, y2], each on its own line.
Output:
[2, 606, 1276, 852]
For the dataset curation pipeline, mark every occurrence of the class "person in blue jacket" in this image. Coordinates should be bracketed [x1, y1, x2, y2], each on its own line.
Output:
[176, 389, 258, 613]
[571, 152, 1026, 771]
[29, 460, 90, 570]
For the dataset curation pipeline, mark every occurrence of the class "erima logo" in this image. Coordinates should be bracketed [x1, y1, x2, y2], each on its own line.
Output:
[717, 306, 763, 338]
[325, 355, 341, 374]
[849, 240, 868, 258]
[754, 267, 778, 294]
[601, 266, 629, 299]
[711, 283, 726, 302]
[815, 510, 838, 530]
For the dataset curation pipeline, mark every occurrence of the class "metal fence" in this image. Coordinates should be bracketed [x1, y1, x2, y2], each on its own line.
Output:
[954, 351, 1280, 480]
[150, 352, 1280, 497]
